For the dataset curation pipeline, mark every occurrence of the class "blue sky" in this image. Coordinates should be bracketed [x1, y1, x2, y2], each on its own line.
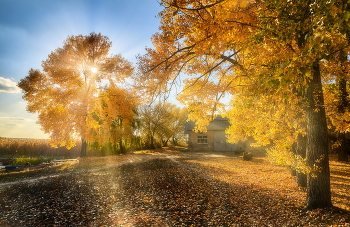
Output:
[0, 0, 165, 139]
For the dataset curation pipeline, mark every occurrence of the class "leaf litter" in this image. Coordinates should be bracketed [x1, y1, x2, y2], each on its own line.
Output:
[0, 150, 349, 226]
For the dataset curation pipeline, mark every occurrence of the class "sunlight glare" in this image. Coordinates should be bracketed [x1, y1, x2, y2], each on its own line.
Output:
[91, 67, 98, 73]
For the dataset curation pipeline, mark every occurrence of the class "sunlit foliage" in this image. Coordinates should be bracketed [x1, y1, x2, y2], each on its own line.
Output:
[86, 84, 139, 154]
[134, 0, 350, 209]
[18, 33, 134, 156]
[139, 102, 187, 148]
[322, 50, 350, 161]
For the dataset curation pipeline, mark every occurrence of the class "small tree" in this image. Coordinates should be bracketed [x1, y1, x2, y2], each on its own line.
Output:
[18, 32, 133, 157]
[158, 103, 187, 146]
[86, 84, 138, 154]
[139, 102, 187, 148]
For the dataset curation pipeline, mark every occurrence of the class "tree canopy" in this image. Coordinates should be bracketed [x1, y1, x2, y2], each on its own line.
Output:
[86, 84, 138, 154]
[135, 0, 350, 209]
[18, 32, 134, 157]
[139, 102, 187, 149]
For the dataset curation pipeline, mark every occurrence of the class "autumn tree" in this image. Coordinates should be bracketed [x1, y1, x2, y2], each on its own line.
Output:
[247, 0, 335, 209]
[225, 88, 309, 187]
[18, 32, 134, 157]
[86, 84, 138, 154]
[139, 102, 187, 148]
[135, 0, 350, 209]
[322, 49, 350, 162]
[158, 104, 187, 146]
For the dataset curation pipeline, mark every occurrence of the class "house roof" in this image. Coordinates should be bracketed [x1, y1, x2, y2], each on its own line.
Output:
[184, 115, 230, 134]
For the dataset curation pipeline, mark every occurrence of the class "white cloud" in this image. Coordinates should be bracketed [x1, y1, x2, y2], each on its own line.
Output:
[0, 117, 29, 121]
[0, 117, 33, 129]
[0, 77, 21, 93]
[4, 123, 19, 126]
[0, 117, 48, 139]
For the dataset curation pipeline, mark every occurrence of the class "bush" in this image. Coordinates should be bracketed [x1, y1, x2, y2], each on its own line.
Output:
[11, 156, 53, 166]
[234, 147, 245, 155]
[243, 152, 253, 161]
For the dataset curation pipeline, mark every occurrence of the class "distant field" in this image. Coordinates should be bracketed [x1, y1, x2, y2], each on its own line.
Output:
[0, 138, 81, 157]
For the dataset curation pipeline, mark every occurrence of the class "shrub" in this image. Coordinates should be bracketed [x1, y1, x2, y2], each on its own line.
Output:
[11, 156, 53, 166]
[243, 152, 253, 161]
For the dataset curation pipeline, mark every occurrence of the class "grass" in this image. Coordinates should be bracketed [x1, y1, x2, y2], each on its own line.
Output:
[11, 156, 54, 166]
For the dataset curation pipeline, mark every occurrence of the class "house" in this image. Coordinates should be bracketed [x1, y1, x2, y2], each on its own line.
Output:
[184, 115, 244, 152]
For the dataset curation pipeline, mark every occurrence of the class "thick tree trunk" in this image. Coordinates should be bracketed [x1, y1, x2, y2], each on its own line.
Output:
[296, 133, 307, 188]
[305, 62, 332, 210]
[81, 138, 87, 157]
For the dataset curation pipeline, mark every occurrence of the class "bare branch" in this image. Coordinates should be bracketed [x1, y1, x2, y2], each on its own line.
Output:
[182, 52, 240, 93]
[225, 20, 258, 28]
[168, 0, 227, 11]
[219, 54, 245, 70]
[145, 44, 196, 74]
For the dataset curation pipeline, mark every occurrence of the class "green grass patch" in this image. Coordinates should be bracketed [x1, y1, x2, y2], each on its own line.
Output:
[11, 156, 54, 166]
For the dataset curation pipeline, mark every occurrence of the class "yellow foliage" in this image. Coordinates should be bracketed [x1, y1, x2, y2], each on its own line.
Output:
[86, 84, 138, 146]
[134, 0, 350, 180]
[18, 33, 134, 152]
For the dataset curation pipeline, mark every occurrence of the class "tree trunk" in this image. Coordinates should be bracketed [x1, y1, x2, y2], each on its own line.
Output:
[338, 132, 348, 162]
[296, 133, 307, 188]
[173, 137, 178, 146]
[119, 138, 126, 154]
[337, 73, 349, 162]
[305, 62, 332, 210]
[290, 142, 297, 176]
[162, 139, 169, 147]
[81, 138, 87, 157]
[150, 135, 155, 149]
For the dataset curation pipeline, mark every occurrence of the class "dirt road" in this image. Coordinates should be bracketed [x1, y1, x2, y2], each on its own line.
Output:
[0, 151, 349, 226]
[0, 152, 240, 226]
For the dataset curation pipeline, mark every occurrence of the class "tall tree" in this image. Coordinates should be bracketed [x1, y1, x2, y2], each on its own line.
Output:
[18, 32, 134, 157]
[258, 0, 333, 209]
[135, 0, 349, 209]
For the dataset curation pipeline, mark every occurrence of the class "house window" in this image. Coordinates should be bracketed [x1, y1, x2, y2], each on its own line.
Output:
[197, 136, 208, 144]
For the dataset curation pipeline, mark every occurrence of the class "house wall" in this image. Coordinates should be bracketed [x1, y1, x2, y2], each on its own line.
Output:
[213, 131, 238, 152]
[188, 131, 214, 151]
[188, 130, 240, 152]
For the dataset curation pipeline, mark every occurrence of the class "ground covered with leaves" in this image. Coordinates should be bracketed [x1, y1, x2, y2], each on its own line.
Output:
[0, 149, 349, 226]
